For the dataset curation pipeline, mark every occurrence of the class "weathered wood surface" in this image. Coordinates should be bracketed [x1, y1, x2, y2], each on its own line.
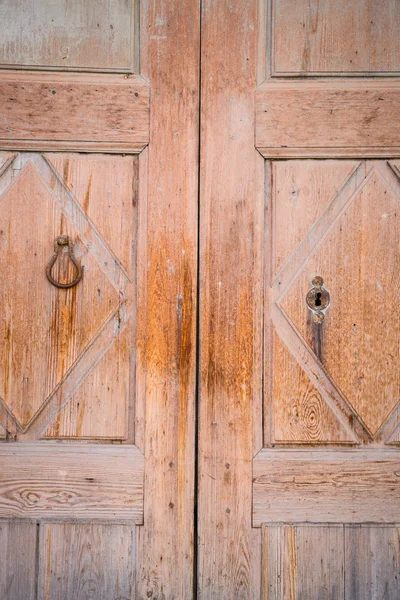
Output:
[271, 0, 400, 76]
[135, 0, 199, 598]
[253, 450, 400, 526]
[256, 81, 400, 157]
[265, 159, 400, 446]
[198, 0, 264, 597]
[262, 523, 400, 600]
[345, 524, 400, 599]
[38, 522, 135, 600]
[0, 153, 136, 441]
[0, 519, 37, 600]
[0, 72, 149, 152]
[262, 524, 344, 600]
[0, 0, 137, 72]
[279, 162, 400, 440]
[0, 444, 144, 521]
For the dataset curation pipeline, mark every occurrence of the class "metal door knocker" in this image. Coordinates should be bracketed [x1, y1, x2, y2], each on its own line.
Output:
[306, 276, 330, 323]
[46, 235, 83, 289]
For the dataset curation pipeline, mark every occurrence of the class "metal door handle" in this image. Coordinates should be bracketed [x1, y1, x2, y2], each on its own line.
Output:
[46, 235, 83, 289]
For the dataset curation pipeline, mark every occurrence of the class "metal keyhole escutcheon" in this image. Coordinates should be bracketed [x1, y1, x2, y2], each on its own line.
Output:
[46, 235, 83, 289]
[306, 276, 330, 323]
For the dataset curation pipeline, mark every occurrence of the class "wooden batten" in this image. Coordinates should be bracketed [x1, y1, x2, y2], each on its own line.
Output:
[0, 71, 150, 153]
[256, 80, 400, 158]
[0, 443, 145, 521]
[253, 449, 400, 526]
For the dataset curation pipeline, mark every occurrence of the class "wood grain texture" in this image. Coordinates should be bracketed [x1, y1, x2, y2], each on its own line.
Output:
[0, 0, 136, 72]
[281, 162, 400, 438]
[272, 331, 354, 444]
[271, 160, 358, 275]
[262, 523, 400, 600]
[135, 0, 199, 598]
[0, 444, 144, 521]
[262, 524, 344, 600]
[0, 72, 149, 153]
[0, 519, 37, 600]
[198, 0, 264, 597]
[256, 81, 400, 158]
[253, 450, 400, 526]
[0, 153, 135, 440]
[271, 0, 400, 76]
[345, 524, 400, 599]
[38, 522, 135, 600]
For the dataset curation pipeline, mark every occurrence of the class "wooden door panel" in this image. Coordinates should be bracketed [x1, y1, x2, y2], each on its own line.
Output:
[0, 152, 135, 441]
[271, 0, 400, 77]
[0, 0, 138, 73]
[265, 159, 400, 445]
[38, 522, 136, 600]
[263, 523, 400, 599]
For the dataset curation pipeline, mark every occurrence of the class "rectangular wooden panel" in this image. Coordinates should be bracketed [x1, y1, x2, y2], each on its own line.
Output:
[0, 444, 144, 521]
[256, 81, 400, 158]
[38, 522, 135, 600]
[0, 0, 136, 72]
[262, 524, 344, 599]
[262, 523, 400, 599]
[0, 152, 137, 442]
[0, 72, 149, 153]
[0, 520, 37, 600]
[271, 0, 400, 76]
[253, 450, 400, 526]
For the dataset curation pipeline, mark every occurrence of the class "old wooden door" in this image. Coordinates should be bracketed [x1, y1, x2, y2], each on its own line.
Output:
[1, 1, 400, 599]
[0, 1, 198, 599]
[198, 0, 400, 598]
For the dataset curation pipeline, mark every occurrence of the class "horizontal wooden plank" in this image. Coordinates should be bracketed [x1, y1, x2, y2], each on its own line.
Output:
[253, 449, 400, 526]
[0, 443, 144, 521]
[0, 71, 149, 153]
[256, 81, 400, 158]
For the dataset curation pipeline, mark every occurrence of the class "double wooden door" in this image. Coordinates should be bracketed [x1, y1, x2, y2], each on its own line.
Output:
[0, 0, 399, 598]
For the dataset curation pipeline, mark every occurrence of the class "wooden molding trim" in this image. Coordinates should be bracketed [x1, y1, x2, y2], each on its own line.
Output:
[0, 72, 149, 153]
[0, 443, 145, 521]
[256, 80, 400, 158]
[253, 449, 400, 526]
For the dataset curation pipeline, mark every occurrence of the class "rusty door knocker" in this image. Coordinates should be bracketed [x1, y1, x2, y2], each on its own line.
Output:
[46, 235, 83, 289]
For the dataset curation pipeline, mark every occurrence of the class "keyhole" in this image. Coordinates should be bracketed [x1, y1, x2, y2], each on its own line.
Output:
[315, 292, 322, 307]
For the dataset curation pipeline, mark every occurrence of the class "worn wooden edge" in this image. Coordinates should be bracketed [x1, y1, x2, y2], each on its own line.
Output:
[257, 147, 400, 159]
[0, 443, 145, 522]
[262, 522, 400, 527]
[0, 140, 149, 154]
[253, 448, 400, 527]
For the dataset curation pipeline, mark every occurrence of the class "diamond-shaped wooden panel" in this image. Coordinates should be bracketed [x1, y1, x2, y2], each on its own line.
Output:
[0, 159, 120, 429]
[281, 168, 400, 436]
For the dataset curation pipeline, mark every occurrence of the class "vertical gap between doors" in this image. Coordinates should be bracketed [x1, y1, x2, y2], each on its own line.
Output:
[193, 0, 203, 597]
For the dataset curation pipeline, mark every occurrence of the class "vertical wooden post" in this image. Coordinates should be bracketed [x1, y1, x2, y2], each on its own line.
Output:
[199, 0, 264, 597]
[137, 1, 200, 598]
